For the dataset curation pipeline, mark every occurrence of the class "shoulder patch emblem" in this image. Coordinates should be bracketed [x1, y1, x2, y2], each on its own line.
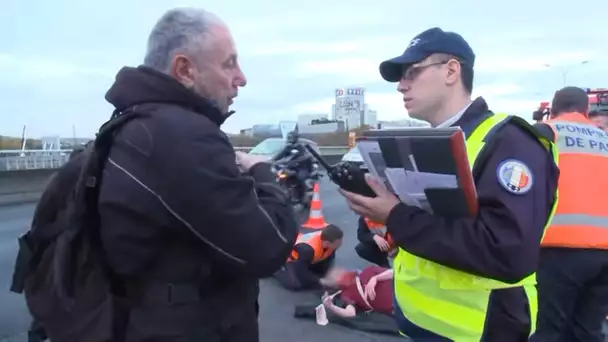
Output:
[496, 159, 533, 195]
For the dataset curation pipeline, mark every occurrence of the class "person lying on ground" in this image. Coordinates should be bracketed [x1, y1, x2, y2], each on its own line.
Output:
[325, 266, 394, 316]
[293, 266, 398, 335]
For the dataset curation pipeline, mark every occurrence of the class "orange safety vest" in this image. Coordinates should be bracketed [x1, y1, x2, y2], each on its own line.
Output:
[542, 112, 608, 249]
[288, 231, 336, 264]
[364, 217, 395, 247]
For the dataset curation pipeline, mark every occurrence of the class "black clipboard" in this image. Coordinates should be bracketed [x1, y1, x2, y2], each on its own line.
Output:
[357, 128, 478, 218]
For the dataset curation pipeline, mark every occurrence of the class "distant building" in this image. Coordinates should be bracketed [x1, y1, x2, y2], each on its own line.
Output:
[299, 120, 345, 134]
[331, 87, 377, 130]
[364, 107, 378, 128]
[297, 113, 328, 127]
[296, 113, 345, 134]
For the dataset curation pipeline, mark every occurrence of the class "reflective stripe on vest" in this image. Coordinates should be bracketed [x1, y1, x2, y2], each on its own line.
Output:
[288, 231, 335, 264]
[543, 113, 608, 249]
[393, 113, 558, 340]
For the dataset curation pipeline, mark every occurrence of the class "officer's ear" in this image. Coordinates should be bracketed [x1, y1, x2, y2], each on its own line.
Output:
[444, 59, 461, 87]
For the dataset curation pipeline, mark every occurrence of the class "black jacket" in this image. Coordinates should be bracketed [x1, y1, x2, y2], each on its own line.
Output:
[99, 66, 299, 341]
[356, 216, 374, 244]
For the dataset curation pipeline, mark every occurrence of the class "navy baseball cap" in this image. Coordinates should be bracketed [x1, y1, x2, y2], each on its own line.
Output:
[379, 27, 476, 82]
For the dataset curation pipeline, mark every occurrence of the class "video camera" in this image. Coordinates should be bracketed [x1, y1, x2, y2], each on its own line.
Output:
[304, 144, 376, 198]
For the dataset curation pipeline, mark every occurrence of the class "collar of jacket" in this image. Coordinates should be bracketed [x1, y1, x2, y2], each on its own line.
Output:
[451, 97, 493, 137]
[104, 65, 228, 126]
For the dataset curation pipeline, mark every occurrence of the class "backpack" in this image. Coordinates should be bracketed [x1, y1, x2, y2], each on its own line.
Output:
[10, 109, 144, 342]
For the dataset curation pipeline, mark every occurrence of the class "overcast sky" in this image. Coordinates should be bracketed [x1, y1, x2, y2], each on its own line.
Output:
[1, 0, 606, 138]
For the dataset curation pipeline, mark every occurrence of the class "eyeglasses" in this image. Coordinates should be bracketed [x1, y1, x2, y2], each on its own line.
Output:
[401, 60, 450, 81]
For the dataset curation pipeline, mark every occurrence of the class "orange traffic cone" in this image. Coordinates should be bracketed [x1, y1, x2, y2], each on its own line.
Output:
[301, 182, 328, 231]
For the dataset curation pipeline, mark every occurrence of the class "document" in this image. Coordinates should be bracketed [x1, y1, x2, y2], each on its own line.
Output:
[383, 168, 458, 213]
[356, 140, 394, 193]
[356, 129, 478, 218]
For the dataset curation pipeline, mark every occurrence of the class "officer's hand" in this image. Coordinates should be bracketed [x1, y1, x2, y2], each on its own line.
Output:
[339, 174, 400, 223]
[235, 151, 270, 172]
[372, 235, 391, 252]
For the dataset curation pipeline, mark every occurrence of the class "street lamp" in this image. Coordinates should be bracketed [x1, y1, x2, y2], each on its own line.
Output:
[543, 60, 589, 85]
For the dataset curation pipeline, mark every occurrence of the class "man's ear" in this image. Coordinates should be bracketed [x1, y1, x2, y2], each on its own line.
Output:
[445, 59, 461, 86]
[171, 54, 195, 88]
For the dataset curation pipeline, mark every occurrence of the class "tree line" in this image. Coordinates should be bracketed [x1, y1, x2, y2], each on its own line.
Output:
[0, 136, 42, 150]
[228, 126, 372, 147]
[1, 125, 373, 150]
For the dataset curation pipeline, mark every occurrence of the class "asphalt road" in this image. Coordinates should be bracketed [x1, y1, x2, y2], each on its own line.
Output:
[0, 178, 404, 341]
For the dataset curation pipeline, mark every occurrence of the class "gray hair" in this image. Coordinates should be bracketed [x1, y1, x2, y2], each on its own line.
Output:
[143, 8, 224, 73]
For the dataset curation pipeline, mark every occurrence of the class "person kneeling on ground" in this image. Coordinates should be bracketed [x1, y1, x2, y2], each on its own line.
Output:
[355, 216, 397, 268]
[274, 225, 343, 291]
[293, 266, 399, 336]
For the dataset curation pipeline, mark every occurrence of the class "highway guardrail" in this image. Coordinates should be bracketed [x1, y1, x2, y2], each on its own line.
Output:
[0, 146, 350, 206]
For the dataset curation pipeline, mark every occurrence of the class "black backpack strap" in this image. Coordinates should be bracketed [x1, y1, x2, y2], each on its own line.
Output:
[78, 108, 146, 211]
[55, 108, 148, 303]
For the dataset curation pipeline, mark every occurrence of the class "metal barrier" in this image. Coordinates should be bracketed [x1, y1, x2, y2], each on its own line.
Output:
[0, 150, 70, 172]
[234, 146, 350, 155]
[0, 146, 350, 172]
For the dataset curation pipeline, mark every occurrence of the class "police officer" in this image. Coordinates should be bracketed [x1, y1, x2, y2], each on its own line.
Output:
[339, 27, 559, 341]
[531, 87, 608, 342]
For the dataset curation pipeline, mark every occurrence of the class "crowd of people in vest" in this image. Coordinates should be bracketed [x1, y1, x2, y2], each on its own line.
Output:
[17, 6, 608, 342]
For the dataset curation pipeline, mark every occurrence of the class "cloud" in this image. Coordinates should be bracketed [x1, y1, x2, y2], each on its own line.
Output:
[288, 82, 531, 123]
[244, 41, 365, 57]
[476, 51, 594, 74]
[290, 49, 598, 86]
[473, 83, 521, 98]
[1, 0, 607, 138]
[293, 58, 381, 83]
[0, 53, 114, 84]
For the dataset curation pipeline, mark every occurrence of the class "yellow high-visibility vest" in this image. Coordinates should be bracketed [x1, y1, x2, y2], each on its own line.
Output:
[393, 113, 558, 341]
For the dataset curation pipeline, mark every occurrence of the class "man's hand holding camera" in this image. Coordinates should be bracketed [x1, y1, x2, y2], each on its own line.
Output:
[235, 151, 270, 173]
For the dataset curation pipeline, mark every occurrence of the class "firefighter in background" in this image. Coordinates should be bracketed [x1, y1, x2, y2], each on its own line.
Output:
[589, 111, 608, 132]
[530, 87, 608, 342]
[355, 217, 396, 268]
[533, 102, 551, 123]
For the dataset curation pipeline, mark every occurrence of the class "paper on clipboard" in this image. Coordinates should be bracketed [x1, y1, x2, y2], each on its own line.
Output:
[356, 140, 459, 213]
[356, 140, 393, 192]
